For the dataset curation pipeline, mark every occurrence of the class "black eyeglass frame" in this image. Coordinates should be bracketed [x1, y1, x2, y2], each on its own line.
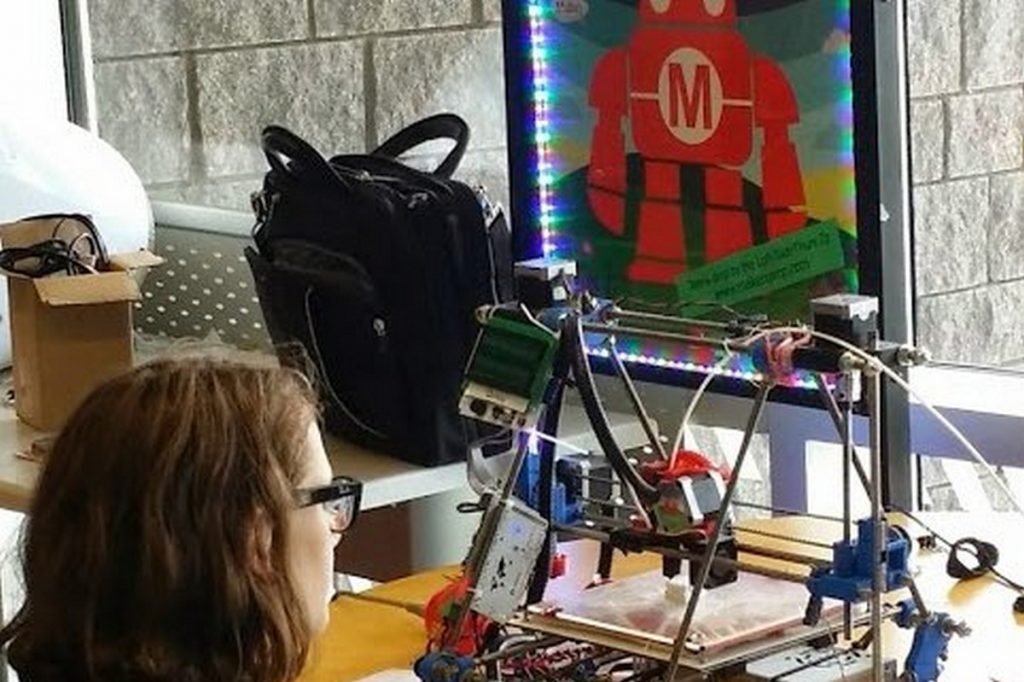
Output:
[294, 475, 363, 531]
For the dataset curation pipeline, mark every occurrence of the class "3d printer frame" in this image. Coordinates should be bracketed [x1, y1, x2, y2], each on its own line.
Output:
[417, 287, 963, 682]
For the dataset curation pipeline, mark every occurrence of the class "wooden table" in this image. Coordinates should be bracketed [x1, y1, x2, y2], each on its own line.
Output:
[299, 513, 1024, 682]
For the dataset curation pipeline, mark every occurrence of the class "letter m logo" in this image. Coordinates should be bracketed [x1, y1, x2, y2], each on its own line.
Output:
[668, 62, 712, 130]
[657, 47, 723, 145]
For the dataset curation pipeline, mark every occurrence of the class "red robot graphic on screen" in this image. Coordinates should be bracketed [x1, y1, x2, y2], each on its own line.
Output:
[587, 0, 807, 284]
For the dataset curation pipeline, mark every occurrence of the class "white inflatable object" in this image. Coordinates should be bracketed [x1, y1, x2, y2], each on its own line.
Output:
[0, 114, 153, 367]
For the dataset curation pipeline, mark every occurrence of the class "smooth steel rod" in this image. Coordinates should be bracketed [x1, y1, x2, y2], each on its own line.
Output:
[582, 322, 750, 353]
[731, 500, 846, 524]
[866, 370, 885, 681]
[665, 384, 772, 681]
[558, 518, 829, 569]
[733, 525, 835, 551]
[443, 431, 533, 650]
[603, 308, 736, 331]
[813, 373, 873, 501]
[607, 338, 668, 459]
[553, 523, 811, 585]
[842, 379, 856, 641]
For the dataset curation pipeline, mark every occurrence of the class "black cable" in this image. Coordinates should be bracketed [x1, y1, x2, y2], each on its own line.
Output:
[889, 505, 1024, 595]
[0, 239, 99, 277]
[525, 319, 572, 606]
[991, 565, 1024, 595]
[596, 523, 615, 581]
[945, 537, 999, 580]
[49, 213, 109, 267]
[528, 392, 562, 605]
[567, 315, 659, 504]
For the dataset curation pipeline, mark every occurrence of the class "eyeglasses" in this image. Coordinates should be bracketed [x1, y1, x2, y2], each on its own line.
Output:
[294, 475, 363, 534]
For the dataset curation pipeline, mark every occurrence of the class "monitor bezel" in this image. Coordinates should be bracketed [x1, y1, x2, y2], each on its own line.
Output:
[500, 0, 893, 405]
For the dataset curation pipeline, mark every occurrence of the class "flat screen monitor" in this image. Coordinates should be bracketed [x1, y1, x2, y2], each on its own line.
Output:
[501, 0, 894, 400]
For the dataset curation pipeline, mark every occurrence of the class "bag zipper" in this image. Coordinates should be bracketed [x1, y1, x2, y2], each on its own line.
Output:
[302, 286, 389, 440]
[474, 185, 502, 305]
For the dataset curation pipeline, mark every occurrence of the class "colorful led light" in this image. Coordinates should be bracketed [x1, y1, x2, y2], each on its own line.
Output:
[524, 0, 852, 390]
[527, 0, 556, 261]
[587, 346, 767, 385]
[832, 0, 857, 221]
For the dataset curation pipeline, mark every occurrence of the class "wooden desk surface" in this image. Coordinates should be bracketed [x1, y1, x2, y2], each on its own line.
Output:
[299, 513, 1024, 682]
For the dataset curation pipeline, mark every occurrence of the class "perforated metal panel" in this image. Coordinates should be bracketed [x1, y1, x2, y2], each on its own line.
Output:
[134, 226, 271, 350]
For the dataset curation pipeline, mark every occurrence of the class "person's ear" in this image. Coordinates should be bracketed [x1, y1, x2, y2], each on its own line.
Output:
[248, 508, 274, 577]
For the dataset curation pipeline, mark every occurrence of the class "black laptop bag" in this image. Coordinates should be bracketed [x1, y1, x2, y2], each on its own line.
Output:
[245, 114, 513, 466]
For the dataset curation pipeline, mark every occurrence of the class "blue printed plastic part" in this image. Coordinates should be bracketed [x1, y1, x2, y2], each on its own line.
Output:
[414, 652, 476, 682]
[514, 447, 583, 525]
[896, 599, 965, 682]
[807, 518, 910, 604]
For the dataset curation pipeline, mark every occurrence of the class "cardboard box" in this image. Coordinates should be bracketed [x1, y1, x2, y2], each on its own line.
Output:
[0, 216, 162, 432]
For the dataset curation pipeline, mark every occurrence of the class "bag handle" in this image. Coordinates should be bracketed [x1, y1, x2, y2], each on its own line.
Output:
[262, 125, 352, 193]
[372, 113, 470, 179]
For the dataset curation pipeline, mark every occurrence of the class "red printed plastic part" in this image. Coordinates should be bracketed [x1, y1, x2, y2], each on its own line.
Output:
[423, 574, 492, 657]
[641, 450, 732, 484]
[550, 553, 568, 579]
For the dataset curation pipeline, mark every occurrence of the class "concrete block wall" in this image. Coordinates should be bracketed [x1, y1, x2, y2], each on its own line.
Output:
[88, 0, 510, 212]
[90, 0, 1024, 366]
[909, 0, 1024, 365]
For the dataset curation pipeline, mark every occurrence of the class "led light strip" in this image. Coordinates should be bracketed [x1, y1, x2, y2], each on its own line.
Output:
[834, 0, 856, 215]
[527, 1, 556, 256]
[589, 346, 766, 384]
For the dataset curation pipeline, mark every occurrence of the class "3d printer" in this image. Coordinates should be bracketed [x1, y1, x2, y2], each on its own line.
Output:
[410, 258, 969, 682]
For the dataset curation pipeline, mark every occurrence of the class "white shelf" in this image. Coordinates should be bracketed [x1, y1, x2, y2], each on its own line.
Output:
[330, 404, 654, 512]
[0, 387, 654, 515]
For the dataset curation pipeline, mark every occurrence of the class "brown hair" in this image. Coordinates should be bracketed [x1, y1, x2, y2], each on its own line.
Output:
[0, 358, 320, 682]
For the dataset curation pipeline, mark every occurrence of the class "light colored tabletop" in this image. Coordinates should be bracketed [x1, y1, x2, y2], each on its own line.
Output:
[0, 399, 653, 514]
[324, 437, 467, 511]
[299, 513, 1024, 682]
[0, 403, 469, 514]
[0, 405, 44, 513]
